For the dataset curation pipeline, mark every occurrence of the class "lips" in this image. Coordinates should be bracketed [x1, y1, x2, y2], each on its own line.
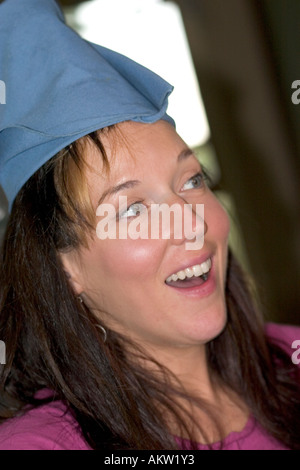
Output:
[164, 254, 216, 296]
[165, 258, 212, 284]
[165, 257, 212, 284]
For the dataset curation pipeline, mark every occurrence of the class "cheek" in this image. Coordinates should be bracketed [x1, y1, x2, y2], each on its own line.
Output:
[94, 238, 165, 282]
[205, 195, 231, 243]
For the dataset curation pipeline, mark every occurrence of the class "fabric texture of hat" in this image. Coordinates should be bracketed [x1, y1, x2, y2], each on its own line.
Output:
[0, 0, 174, 210]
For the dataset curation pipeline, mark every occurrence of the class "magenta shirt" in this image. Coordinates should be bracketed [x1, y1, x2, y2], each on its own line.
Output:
[0, 322, 299, 450]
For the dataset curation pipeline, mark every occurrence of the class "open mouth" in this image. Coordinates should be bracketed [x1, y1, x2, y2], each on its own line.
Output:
[165, 258, 212, 288]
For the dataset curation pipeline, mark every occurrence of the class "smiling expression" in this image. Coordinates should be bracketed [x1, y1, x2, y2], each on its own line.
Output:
[62, 120, 230, 349]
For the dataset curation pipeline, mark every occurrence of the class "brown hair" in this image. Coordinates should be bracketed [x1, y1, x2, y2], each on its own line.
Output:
[0, 127, 300, 449]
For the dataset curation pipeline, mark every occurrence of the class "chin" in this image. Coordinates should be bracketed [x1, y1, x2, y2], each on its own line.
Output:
[187, 307, 228, 345]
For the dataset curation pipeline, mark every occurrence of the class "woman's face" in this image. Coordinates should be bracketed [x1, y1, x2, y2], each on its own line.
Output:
[63, 120, 230, 349]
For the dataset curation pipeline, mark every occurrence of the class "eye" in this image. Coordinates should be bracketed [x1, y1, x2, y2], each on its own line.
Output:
[119, 202, 147, 219]
[181, 172, 204, 191]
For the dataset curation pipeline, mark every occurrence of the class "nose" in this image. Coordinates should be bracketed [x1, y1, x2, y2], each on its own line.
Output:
[154, 195, 207, 250]
[183, 201, 207, 250]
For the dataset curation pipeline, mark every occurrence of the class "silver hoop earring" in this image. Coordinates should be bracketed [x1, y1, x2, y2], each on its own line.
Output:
[96, 325, 107, 343]
[77, 296, 83, 304]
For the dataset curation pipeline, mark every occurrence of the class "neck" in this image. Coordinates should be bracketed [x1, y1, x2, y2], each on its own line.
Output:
[141, 341, 218, 400]
[133, 340, 249, 444]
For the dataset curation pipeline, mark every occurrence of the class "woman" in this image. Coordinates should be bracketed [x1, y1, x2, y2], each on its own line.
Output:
[0, 0, 299, 450]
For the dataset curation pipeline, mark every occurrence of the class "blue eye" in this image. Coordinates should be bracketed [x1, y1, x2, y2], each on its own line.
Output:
[182, 173, 204, 190]
[119, 202, 146, 219]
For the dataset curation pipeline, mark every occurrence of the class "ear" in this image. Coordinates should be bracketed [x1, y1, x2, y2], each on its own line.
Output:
[60, 252, 85, 296]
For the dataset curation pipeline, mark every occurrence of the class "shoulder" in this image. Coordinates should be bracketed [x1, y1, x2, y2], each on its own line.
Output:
[265, 322, 300, 361]
[0, 399, 91, 450]
[265, 322, 300, 346]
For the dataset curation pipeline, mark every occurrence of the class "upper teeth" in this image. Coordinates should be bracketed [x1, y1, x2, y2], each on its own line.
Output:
[166, 258, 212, 283]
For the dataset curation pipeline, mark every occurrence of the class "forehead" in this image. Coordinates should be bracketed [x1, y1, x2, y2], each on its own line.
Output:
[84, 120, 186, 188]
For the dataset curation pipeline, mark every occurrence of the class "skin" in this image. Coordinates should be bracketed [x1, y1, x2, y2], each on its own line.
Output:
[61, 120, 248, 440]
[62, 119, 230, 347]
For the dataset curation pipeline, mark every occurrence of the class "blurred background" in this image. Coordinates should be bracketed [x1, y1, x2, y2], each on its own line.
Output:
[1, 0, 299, 325]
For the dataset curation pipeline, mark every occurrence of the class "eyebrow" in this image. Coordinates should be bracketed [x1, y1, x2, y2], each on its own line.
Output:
[98, 180, 140, 205]
[177, 147, 194, 162]
[97, 147, 194, 205]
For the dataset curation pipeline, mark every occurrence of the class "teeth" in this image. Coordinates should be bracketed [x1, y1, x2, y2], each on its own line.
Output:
[185, 268, 194, 278]
[166, 258, 212, 283]
[192, 265, 202, 277]
[201, 260, 211, 274]
[177, 271, 186, 280]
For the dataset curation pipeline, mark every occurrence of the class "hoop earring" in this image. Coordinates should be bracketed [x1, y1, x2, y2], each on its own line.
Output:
[77, 297, 107, 343]
[96, 324, 107, 343]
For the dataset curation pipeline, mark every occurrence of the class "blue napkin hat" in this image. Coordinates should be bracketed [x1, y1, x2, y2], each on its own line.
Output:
[0, 0, 174, 211]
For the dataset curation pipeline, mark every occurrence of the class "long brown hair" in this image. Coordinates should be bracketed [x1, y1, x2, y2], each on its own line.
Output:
[0, 127, 299, 449]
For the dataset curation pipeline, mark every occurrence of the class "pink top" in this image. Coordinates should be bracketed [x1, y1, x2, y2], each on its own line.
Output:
[0, 322, 299, 450]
